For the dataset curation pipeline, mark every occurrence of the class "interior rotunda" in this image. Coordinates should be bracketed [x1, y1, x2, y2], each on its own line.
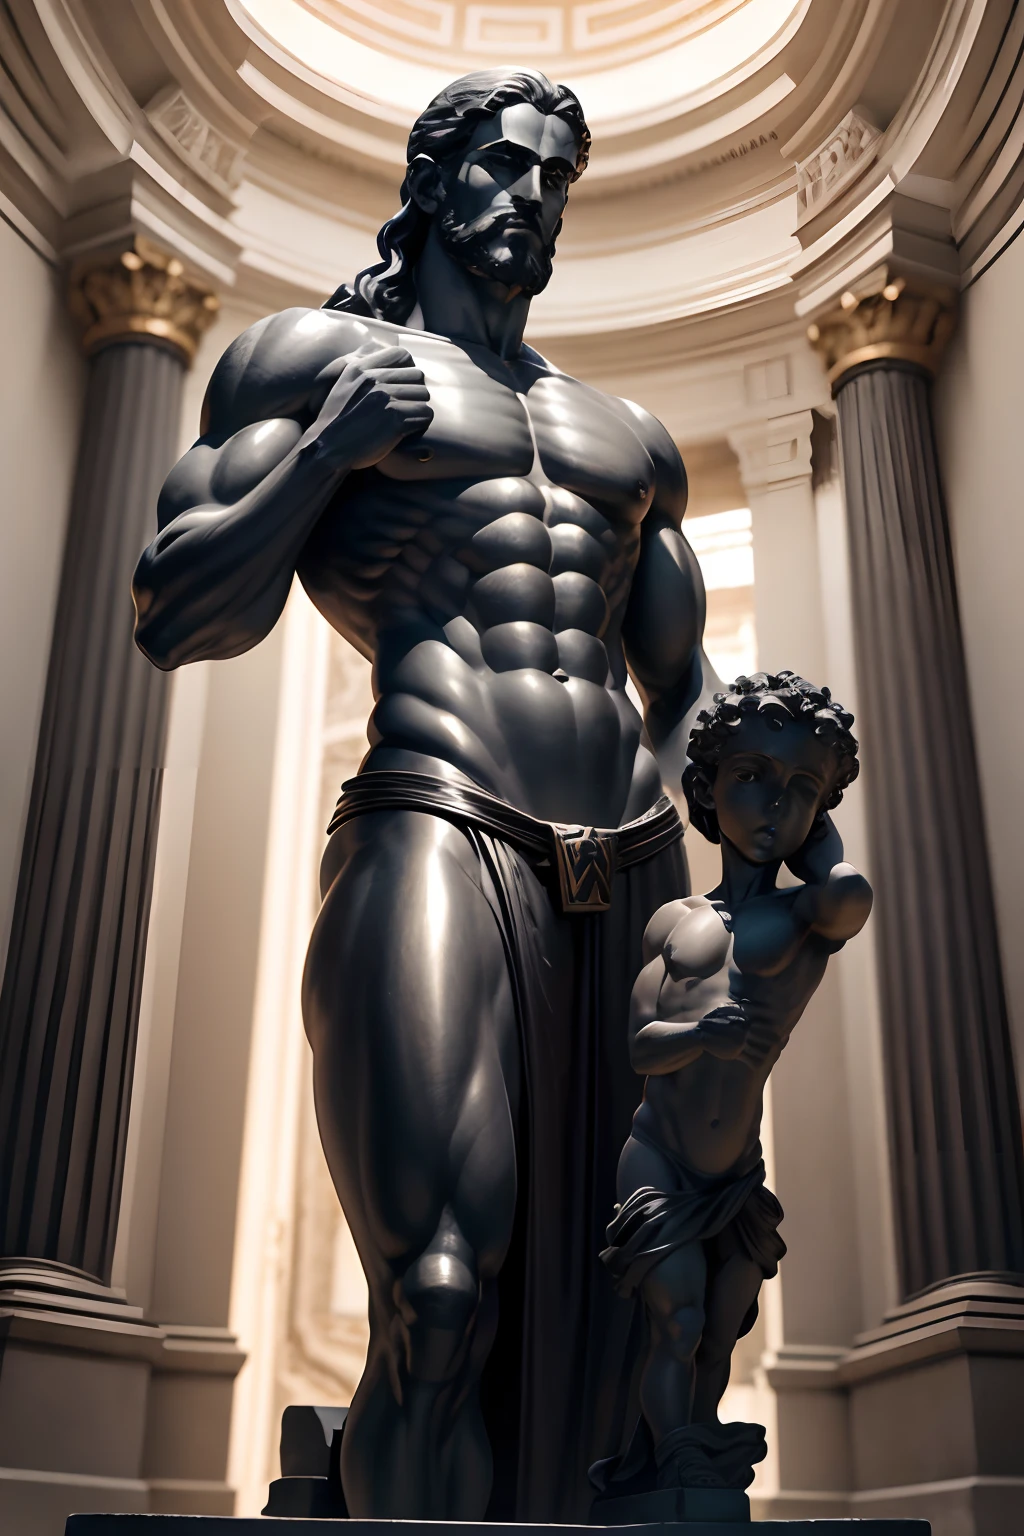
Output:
[2, 3, 1024, 1533]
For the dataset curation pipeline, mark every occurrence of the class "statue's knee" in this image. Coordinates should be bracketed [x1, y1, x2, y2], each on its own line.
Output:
[396, 1234, 480, 1383]
[661, 1303, 705, 1360]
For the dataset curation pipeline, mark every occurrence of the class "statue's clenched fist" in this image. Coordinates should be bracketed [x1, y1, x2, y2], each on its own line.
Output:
[310, 343, 433, 469]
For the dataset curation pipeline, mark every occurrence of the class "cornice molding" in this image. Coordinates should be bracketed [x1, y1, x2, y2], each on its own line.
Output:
[0, 0, 1019, 357]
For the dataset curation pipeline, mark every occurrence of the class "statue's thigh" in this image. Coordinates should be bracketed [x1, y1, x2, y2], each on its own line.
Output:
[303, 809, 517, 1277]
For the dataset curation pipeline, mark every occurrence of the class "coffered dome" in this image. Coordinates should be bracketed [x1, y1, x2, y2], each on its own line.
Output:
[236, 0, 805, 123]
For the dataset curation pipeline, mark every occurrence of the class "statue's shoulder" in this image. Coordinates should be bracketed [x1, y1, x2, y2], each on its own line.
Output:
[615, 397, 687, 525]
[201, 306, 380, 438]
[642, 895, 713, 964]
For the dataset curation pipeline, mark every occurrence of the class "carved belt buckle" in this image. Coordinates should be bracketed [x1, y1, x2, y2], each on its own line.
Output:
[551, 824, 617, 913]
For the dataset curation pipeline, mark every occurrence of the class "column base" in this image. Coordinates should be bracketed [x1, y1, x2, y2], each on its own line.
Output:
[1, 1469, 149, 1531]
[0, 1261, 162, 1536]
[750, 1278, 1024, 1535]
[142, 1325, 244, 1516]
[841, 1275, 1024, 1536]
[0, 1261, 244, 1531]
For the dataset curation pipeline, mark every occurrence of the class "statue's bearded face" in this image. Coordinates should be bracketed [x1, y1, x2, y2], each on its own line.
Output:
[437, 103, 579, 295]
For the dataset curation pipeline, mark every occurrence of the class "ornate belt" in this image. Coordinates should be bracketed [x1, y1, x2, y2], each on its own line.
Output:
[327, 770, 683, 915]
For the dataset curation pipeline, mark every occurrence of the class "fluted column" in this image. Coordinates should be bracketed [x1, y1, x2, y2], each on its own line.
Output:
[810, 273, 1024, 1299]
[0, 239, 217, 1290]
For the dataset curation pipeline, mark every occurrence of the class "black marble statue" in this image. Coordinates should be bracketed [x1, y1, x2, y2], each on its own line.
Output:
[131, 68, 716, 1522]
[593, 672, 872, 1510]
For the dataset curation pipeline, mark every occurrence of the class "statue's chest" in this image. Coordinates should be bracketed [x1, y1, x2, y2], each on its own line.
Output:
[376, 336, 654, 524]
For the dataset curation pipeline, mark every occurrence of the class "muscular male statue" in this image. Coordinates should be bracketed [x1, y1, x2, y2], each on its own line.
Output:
[133, 68, 714, 1522]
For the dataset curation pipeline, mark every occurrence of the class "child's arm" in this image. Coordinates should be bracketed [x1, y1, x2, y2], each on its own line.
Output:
[628, 956, 706, 1075]
[628, 902, 746, 1075]
[785, 812, 872, 943]
[793, 862, 873, 942]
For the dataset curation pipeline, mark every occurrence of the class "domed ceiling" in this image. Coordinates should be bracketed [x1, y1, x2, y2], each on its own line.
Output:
[236, 0, 806, 123]
[25, 0, 993, 351]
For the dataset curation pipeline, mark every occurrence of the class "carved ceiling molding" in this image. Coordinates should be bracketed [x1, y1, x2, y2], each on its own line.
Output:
[795, 107, 880, 226]
[146, 85, 247, 197]
[0, 0, 1019, 355]
[67, 236, 220, 363]
[790, 0, 1024, 319]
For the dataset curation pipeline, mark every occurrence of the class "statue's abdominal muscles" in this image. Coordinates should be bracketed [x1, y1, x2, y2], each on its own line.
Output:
[297, 331, 658, 823]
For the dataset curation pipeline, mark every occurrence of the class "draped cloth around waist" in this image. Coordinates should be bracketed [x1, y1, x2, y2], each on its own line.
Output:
[329, 770, 683, 913]
[601, 1149, 786, 1298]
[326, 769, 687, 1522]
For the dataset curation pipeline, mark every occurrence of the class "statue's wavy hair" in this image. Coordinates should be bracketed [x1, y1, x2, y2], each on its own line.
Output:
[323, 68, 590, 325]
[682, 671, 860, 844]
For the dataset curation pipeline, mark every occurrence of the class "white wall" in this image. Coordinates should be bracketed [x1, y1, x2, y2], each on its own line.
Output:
[935, 239, 1024, 1107]
[0, 220, 85, 974]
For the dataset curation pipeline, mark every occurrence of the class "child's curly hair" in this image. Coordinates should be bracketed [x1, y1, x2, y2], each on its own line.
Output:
[683, 670, 859, 843]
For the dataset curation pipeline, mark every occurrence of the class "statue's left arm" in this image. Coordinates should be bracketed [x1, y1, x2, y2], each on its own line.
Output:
[786, 813, 874, 942]
[617, 401, 723, 788]
[794, 861, 873, 943]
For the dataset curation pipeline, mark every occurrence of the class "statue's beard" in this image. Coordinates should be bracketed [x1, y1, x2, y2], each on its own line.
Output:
[439, 206, 556, 296]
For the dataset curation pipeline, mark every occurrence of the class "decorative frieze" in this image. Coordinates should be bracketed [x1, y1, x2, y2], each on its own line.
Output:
[147, 86, 245, 195]
[796, 108, 881, 225]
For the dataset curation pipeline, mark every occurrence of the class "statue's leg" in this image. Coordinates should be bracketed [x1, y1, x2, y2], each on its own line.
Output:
[302, 810, 519, 1519]
[617, 1137, 706, 1449]
[691, 1224, 763, 1424]
[637, 1243, 708, 1446]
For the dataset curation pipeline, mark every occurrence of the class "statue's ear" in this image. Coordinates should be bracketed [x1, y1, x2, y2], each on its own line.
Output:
[406, 155, 445, 215]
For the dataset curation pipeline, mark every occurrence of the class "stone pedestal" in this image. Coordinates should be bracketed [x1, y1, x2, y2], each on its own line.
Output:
[65, 1518, 931, 1535]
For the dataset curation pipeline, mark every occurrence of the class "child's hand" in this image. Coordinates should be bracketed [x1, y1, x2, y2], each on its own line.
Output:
[696, 1004, 748, 1059]
[785, 810, 844, 885]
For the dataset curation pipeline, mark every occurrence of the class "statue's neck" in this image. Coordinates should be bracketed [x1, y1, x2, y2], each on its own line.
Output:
[410, 225, 531, 360]
[712, 838, 782, 908]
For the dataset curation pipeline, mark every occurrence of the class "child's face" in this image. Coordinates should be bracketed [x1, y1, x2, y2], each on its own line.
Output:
[708, 713, 836, 864]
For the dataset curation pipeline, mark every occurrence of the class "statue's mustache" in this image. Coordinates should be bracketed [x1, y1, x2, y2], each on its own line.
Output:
[441, 206, 545, 247]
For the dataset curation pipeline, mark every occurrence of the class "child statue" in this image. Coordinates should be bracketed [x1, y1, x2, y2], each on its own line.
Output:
[593, 670, 872, 1504]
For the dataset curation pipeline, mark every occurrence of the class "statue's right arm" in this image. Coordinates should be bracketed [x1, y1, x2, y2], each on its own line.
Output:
[629, 956, 704, 1075]
[132, 315, 431, 669]
[630, 901, 750, 1073]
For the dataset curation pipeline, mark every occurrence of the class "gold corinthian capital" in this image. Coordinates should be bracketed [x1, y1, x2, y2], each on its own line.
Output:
[68, 236, 219, 365]
[807, 270, 958, 389]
